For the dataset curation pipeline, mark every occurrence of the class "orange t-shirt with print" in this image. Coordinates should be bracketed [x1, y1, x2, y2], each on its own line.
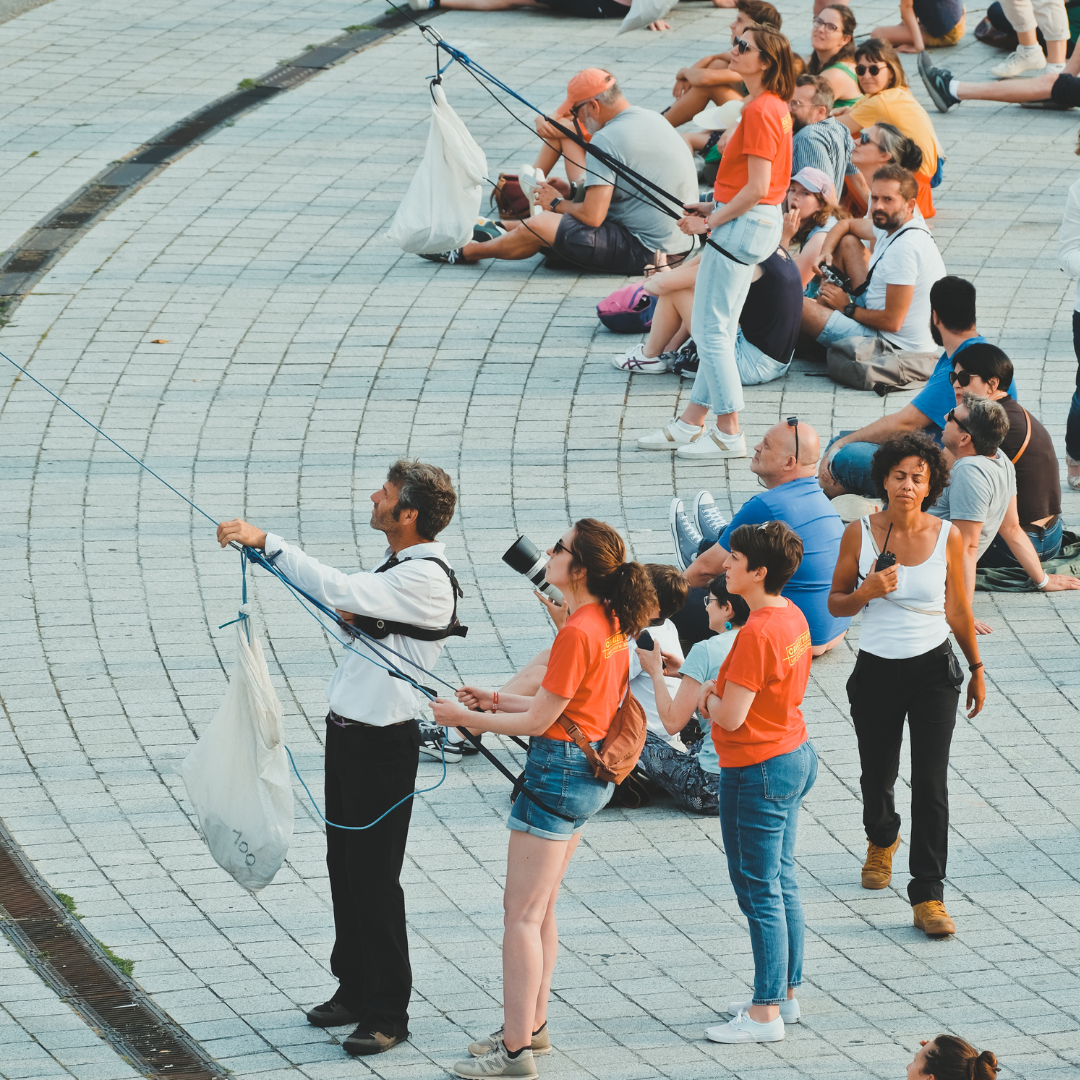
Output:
[541, 602, 628, 743]
[713, 92, 793, 206]
[711, 600, 811, 768]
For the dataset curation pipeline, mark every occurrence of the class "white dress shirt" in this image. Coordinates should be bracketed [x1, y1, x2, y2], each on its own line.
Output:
[263, 534, 456, 725]
[1060, 177, 1080, 311]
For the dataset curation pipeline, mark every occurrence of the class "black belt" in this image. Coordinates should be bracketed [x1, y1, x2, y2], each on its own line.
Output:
[328, 709, 409, 729]
[1021, 514, 1058, 537]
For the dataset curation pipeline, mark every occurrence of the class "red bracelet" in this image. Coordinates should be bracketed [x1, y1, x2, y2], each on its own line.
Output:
[492, 691, 499, 714]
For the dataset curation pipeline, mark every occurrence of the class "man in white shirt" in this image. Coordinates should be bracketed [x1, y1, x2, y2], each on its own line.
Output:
[800, 164, 945, 357]
[217, 461, 460, 1058]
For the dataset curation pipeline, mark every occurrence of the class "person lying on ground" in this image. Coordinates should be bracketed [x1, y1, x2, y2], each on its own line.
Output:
[613, 246, 803, 384]
[409, 0, 670, 29]
[872, 0, 966, 52]
[789, 74, 857, 205]
[633, 573, 750, 814]
[663, 0, 782, 128]
[800, 165, 945, 363]
[421, 71, 697, 275]
[669, 419, 851, 656]
[781, 167, 850, 290]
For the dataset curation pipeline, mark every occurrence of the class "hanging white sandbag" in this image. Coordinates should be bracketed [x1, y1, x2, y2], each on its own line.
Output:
[386, 82, 489, 254]
[617, 0, 678, 33]
[179, 612, 294, 892]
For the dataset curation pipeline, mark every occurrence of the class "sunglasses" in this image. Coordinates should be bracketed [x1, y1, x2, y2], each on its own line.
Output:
[569, 97, 597, 117]
[949, 369, 974, 387]
[812, 15, 841, 32]
[732, 35, 755, 53]
[946, 408, 970, 434]
[787, 415, 799, 463]
[552, 538, 573, 557]
[859, 131, 883, 151]
[856, 63, 884, 77]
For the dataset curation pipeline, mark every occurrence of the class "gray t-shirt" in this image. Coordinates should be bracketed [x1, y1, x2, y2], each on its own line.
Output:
[928, 449, 1015, 559]
[587, 106, 698, 255]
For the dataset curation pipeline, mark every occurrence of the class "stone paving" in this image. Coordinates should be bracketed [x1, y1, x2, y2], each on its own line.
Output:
[2, 0, 1080, 1078]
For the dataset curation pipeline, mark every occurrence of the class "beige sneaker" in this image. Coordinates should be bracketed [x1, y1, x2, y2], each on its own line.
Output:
[454, 1041, 538, 1079]
[913, 900, 956, 937]
[861, 835, 901, 889]
[469, 1025, 551, 1057]
[637, 420, 703, 450]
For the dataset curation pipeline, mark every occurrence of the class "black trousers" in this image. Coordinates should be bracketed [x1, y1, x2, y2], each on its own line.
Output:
[324, 715, 420, 1037]
[846, 642, 963, 906]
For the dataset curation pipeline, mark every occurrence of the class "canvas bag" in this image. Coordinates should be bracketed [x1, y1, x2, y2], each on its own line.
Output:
[597, 282, 657, 332]
[179, 615, 293, 892]
[386, 82, 489, 255]
[618, 0, 678, 34]
[826, 335, 938, 396]
[557, 685, 647, 785]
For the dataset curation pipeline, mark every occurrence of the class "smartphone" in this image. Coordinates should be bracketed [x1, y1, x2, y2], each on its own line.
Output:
[636, 630, 655, 651]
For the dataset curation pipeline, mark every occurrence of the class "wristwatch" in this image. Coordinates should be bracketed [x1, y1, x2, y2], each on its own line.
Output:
[550, 197, 563, 211]
[843, 302, 857, 319]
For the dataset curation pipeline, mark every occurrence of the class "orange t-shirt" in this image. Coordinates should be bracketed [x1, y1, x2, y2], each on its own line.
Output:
[711, 600, 811, 768]
[541, 602, 628, 742]
[713, 92, 793, 206]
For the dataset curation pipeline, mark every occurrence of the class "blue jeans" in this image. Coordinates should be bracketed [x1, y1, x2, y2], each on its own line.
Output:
[719, 740, 818, 1005]
[978, 515, 1063, 568]
[690, 203, 783, 417]
[825, 433, 879, 498]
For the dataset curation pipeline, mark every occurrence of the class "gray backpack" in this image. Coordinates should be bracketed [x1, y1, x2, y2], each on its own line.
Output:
[827, 334, 939, 396]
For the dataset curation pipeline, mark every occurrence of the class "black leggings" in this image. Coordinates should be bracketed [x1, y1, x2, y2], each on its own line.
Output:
[847, 641, 963, 905]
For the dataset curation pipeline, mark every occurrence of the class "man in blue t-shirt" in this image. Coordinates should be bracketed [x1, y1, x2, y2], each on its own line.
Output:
[818, 277, 1017, 503]
[670, 419, 851, 655]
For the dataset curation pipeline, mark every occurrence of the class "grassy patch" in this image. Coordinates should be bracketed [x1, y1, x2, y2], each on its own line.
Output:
[237, 78, 257, 90]
[53, 891, 135, 978]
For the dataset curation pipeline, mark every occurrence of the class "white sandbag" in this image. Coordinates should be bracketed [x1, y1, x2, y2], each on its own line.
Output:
[386, 82, 489, 254]
[617, 0, 677, 34]
[179, 613, 293, 892]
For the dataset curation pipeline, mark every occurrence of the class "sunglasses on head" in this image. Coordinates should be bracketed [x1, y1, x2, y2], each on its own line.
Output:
[787, 416, 799, 463]
[855, 63, 883, 76]
[949, 369, 974, 387]
[946, 408, 970, 434]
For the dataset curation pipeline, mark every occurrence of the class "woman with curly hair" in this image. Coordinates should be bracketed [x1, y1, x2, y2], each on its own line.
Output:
[430, 519, 656, 1079]
[828, 432, 984, 940]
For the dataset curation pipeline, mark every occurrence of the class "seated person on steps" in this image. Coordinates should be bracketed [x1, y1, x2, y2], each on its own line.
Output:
[421, 70, 698, 275]
[789, 75, 857, 209]
[669, 419, 851, 656]
[633, 574, 750, 814]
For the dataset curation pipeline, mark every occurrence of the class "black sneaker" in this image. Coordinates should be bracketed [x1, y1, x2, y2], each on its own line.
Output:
[306, 998, 362, 1027]
[342, 1028, 409, 1056]
[419, 248, 471, 264]
[918, 53, 959, 113]
[418, 722, 463, 762]
[671, 339, 699, 378]
[670, 498, 705, 573]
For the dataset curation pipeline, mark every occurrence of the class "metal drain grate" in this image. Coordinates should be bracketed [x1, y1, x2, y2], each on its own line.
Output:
[0, 822, 224, 1079]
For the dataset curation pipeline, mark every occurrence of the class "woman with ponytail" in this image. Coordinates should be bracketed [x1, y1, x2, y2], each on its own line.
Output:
[430, 520, 656, 1080]
[910, 1036, 999, 1080]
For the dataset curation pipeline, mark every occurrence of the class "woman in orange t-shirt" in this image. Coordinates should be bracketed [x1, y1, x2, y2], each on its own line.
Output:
[640, 25, 795, 463]
[696, 521, 818, 1047]
[430, 520, 656, 1078]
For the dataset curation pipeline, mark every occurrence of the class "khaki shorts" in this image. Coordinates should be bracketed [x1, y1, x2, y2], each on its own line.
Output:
[921, 9, 966, 47]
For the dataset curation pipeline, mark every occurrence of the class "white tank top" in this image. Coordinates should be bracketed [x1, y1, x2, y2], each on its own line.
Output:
[857, 516, 950, 659]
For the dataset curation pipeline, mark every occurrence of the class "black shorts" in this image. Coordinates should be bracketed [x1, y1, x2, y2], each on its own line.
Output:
[548, 214, 653, 274]
[534, 0, 628, 17]
[1051, 73, 1080, 107]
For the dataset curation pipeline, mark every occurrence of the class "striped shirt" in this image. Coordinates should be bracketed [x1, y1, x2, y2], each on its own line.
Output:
[791, 117, 857, 202]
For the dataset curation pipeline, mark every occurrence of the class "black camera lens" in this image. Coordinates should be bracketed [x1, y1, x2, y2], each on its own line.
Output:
[502, 536, 564, 604]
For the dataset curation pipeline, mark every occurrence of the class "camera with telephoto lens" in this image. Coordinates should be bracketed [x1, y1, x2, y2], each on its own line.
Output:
[502, 536, 565, 605]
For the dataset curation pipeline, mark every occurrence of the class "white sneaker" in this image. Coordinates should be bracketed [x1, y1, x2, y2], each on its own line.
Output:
[407, 0, 433, 8]
[991, 47, 1046, 78]
[675, 428, 746, 459]
[613, 345, 670, 374]
[705, 1011, 785, 1044]
[518, 165, 546, 216]
[830, 493, 881, 523]
[637, 420, 703, 450]
[454, 1041, 538, 1079]
[727, 997, 800, 1024]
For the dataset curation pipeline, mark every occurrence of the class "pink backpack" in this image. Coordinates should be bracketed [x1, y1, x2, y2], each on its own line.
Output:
[597, 283, 657, 333]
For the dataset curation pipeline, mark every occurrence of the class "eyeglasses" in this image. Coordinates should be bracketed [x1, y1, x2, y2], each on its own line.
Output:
[704, 595, 716, 607]
[946, 408, 970, 434]
[948, 369, 973, 387]
[732, 35, 755, 53]
[812, 15, 840, 32]
[553, 538, 573, 557]
[859, 131, 883, 151]
[569, 97, 597, 117]
[855, 63, 883, 77]
[787, 415, 799, 463]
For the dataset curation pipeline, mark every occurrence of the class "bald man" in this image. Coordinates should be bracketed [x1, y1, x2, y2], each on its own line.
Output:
[670, 419, 850, 656]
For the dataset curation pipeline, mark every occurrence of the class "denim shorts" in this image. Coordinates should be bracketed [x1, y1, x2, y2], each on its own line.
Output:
[508, 736, 614, 841]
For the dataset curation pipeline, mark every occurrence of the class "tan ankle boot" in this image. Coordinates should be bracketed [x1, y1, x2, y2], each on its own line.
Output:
[913, 900, 955, 936]
[861, 835, 901, 889]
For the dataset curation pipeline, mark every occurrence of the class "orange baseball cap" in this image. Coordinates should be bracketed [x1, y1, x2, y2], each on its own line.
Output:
[557, 68, 616, 116]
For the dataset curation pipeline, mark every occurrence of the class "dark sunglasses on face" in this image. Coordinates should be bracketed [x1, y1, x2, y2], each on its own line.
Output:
[946, 408, 970, 434]
[856, 63, 883, 76]
[553, 538, 572, 556]
[732, 35, 754, 53]
[859, 131, 882, 150]
[949, 369, 973, 387]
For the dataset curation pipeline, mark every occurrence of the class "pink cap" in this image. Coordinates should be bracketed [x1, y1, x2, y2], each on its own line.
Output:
[791, 166, 836, 203]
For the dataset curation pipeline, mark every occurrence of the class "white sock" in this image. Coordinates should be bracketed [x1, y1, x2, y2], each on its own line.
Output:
[1018, 43, 1041, 54]
[447, 728, 465, 745]
[948, 78, 961, 99]
[675, 418, 702, 434]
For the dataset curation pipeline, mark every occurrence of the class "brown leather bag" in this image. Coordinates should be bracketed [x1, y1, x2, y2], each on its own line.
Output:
[490, 173, 530, 220]
[557, 684, 647, 785]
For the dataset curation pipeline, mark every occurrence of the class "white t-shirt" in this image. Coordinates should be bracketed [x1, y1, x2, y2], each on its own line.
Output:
[864, 221, 945, 353]
[928, 449, 1016, 559]
[628, 619, 684, 744]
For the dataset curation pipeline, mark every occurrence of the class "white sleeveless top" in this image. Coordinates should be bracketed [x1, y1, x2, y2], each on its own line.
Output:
[857, 516, 950, 659]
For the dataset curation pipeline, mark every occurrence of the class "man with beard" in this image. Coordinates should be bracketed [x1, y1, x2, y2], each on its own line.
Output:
[419, 70, 698, 274]
[814, 276, 1017, 506]
[789, 74, 857, 204]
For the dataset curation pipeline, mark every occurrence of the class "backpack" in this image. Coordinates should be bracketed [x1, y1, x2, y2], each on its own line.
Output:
[597, 283, 657, 333]
[490, 173, 530, 219]
[557, 684, 647, 785]
[826, 334, 938, 395]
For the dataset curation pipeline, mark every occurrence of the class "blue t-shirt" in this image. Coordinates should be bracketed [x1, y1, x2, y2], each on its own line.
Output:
[680, 629, 740, 775]
[716, 477, 850, 647]
[909, 336, 1018, 439]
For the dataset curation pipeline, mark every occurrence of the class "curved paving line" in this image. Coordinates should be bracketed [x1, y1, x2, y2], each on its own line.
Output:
[0, 6, 442, 324]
